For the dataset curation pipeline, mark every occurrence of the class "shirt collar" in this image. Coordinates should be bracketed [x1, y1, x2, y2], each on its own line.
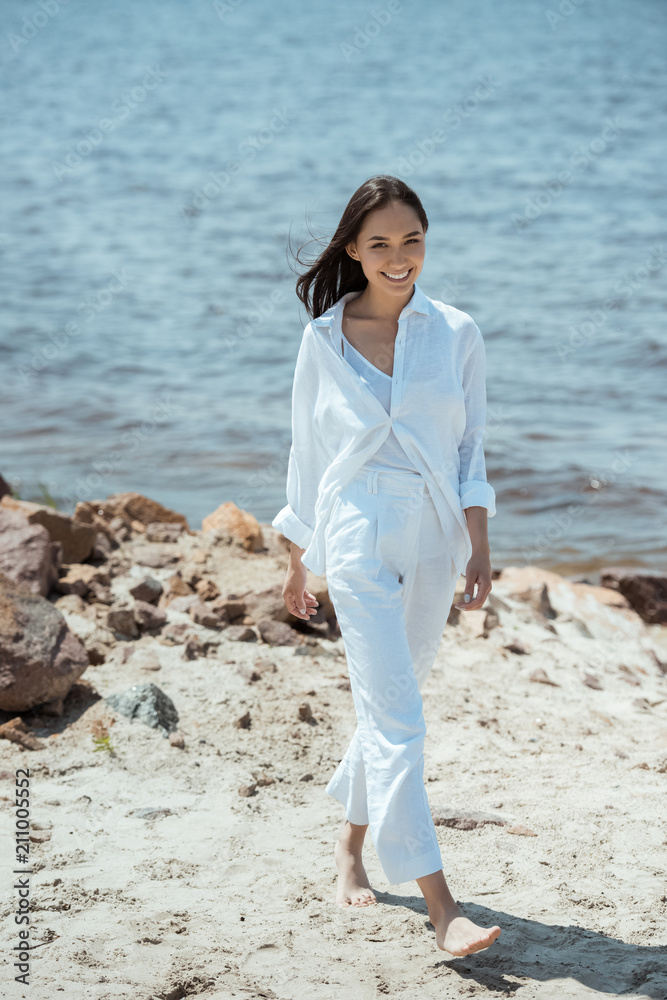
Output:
[312, 280, 435, 335]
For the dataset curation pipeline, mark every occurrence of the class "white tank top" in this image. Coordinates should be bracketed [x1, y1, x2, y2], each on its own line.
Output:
[341, 331, 418, 474]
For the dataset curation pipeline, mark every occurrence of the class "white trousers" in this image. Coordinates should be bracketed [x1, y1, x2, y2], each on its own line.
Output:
[324, 464, 460, 885]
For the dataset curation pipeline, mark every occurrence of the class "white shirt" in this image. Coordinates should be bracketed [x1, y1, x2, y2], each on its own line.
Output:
[272, 281, 496, 579]
[340, 330, 418, 473]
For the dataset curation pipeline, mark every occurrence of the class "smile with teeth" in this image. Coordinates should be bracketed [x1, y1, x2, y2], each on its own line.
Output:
[382, 268, 411, 281]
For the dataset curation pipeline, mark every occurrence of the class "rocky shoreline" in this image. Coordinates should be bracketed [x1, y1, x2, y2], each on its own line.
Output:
[1, 477, 666, 999]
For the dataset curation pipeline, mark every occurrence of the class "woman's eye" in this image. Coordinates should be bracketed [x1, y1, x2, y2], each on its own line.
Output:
[370, 239, 420, 249]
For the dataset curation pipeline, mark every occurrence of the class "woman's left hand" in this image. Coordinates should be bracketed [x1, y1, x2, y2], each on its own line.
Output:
[454, 551, 492, 611]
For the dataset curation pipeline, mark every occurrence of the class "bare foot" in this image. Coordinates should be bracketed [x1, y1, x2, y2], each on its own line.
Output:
[334, 838, 377, 907]
[431, 905, 501, 956]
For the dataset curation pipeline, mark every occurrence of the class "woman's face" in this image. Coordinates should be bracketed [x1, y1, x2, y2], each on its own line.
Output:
[346, 201, 426, 298]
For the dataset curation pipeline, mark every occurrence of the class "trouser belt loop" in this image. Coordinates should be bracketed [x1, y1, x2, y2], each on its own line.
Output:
[366, 469, 378, 494]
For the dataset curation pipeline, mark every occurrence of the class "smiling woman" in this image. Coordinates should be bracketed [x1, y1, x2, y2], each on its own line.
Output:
[275, 175, 500, 959]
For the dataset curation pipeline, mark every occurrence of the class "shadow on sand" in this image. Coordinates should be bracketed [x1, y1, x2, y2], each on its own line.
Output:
[377, 892, 667, 997]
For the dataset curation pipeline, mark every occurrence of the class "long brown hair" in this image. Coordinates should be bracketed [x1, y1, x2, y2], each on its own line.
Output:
[288, 175, 429, 320]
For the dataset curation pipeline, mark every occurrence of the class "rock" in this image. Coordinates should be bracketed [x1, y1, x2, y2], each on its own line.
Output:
[30, 829, 52, 842]
[298, 702, 314, 722]
[129, 576, 163, 604]
[238, 782, 257, 797]
[134, 650, 162, 672]
[159, 622, 193, 645]
[253, 657, 277, 674]
[0, 474, 12, 500]
[87, 581, 114, 605]
[529, 667, 560, 686]
[81, 625, 117, 665]
[0, 717, 46, 751]
[0, 582, 89, 711]
[165, 594, 200, 614]
[108, 516, 132, 542]
[431, 809, 507, 830]
[506, 825, 537, 836]
[131, 545, 178, 569]
[252, 771, 275, 786]
[164, 572, 194, 601]
[178, 565, 202, 589]
[83, 493, 190, 533]
[300, 773, 314, 782]
[105, 683, 179, 737]
[237, 665, 259, 682]
[55, 563, 110, 598]
[582, 673, 603, 690]
[0, 495, 97, 563]
[497, 566, 636, 639]
[145, 522, 184, 543]
[133, 600, 167, 631]
[189, 601, 224, 629]
[599, 567, 667, 624]
[202, 502, 264, 552]
[184, 634, 206, 660]
[53, 593, 89, 615]
[234, 710, 251, 729]
[72, 502, 128, 545]
[132, 807, 173, 820]
[224, 625, 257, 642]
[257, 619, 302, 646]
[195, 578, 220, 601]
[169, 731, 185, 748]
[103, 552, 131, 581]
[0, 509, 61, 596]
[503, 640, 529, 655]
[91, 531, 113, 560]
[514, 581, 557, 620]
[241, 584, 286, 623]
[237, 659, 277, 683]
[211, 597, 247, 622]
[106, 607, 140, 639]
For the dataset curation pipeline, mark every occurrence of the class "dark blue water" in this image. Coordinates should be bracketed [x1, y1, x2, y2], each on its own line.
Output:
[1, 0, 665, 577]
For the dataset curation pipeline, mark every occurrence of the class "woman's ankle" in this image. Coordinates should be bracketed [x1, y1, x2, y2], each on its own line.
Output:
[427, 899, 462, 924]
[337, 821, 367, 852]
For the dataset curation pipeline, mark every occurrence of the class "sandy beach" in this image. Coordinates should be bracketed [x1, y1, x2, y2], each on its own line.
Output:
[1, 491, 667, 1000]
[3, 1, 666, 997]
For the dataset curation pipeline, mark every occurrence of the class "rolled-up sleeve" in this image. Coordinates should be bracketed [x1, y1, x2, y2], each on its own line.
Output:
[458, 323, 496, 516]
[272, 324, 329, 548]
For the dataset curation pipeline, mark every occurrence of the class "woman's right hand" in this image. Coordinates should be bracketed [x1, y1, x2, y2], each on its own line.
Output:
[282, 545, 319, 621]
